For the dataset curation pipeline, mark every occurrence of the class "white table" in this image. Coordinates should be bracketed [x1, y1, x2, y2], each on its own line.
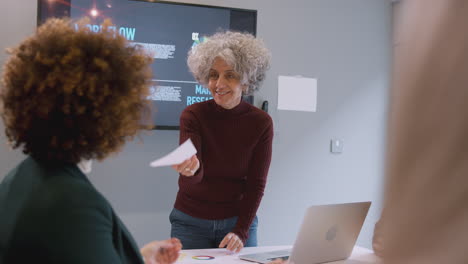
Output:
[176, 245, 381, 263]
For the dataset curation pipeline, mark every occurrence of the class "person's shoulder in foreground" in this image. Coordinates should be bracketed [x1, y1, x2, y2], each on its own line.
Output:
[0, 157, 141, 264]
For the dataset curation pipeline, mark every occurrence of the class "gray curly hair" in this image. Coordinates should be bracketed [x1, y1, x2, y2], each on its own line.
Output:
[187, 31, 271, 95]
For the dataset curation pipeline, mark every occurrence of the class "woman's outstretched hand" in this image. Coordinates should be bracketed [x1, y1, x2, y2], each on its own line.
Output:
[140, 238, 182, 264]
[171, 155, 200, 177]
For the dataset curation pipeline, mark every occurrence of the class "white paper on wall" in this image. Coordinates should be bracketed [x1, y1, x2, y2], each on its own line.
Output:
[277, 75, 317, 112]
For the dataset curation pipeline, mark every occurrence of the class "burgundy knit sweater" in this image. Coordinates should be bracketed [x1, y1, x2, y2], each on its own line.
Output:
[174, 99, 273, 243]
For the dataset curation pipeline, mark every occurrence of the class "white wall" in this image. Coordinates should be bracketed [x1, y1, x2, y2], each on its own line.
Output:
[0, 0, 391, 249]
[0, 0, 35, 177]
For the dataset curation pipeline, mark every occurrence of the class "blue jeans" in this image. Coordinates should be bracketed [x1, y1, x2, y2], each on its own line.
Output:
[169, 208, 258, 249]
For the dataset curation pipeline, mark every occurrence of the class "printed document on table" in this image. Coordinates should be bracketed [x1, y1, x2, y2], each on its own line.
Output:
[150, 139, 197, 167]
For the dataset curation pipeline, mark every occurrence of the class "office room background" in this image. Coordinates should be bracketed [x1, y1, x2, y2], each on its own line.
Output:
[0, 0, 394, 249]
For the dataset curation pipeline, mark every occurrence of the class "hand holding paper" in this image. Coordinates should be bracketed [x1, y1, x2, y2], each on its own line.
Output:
[172, 154, 200, 177]
[150, 139, 197, 167]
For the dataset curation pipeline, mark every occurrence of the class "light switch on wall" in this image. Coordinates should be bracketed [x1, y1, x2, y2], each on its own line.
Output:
[331, 139, 343, 153]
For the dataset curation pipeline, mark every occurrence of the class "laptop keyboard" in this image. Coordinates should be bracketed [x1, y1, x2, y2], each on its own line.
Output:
[267, 256, 289, 261]
[239, 249, 292, 262]
[266, 250, 291, 256]
[265, 249, 292, 261]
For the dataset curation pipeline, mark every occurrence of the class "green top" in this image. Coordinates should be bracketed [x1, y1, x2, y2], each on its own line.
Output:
[0, 156, 144, 264]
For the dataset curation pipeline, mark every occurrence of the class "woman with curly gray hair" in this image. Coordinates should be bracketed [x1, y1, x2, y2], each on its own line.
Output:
[170, 31, 273, 252]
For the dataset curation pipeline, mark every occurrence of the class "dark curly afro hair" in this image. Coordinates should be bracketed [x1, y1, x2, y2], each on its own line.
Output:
[0, 18, 153, 163]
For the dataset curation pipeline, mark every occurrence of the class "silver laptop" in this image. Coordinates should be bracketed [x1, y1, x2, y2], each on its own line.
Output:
[239, 201, 371, 264]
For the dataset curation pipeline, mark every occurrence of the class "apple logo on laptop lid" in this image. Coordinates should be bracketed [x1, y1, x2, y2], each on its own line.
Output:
[326, 225, 338, 241]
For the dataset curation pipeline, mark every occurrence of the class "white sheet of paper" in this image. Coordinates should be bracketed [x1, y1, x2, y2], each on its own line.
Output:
[149, 139, 197, 167]
[277, 75, 317, 112]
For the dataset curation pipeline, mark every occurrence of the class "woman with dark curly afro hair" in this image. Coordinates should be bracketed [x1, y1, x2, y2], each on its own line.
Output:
[0, 18, 181, 264]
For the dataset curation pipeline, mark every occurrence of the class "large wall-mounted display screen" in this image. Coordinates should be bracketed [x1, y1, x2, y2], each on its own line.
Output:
[38, 0, 256, 129]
